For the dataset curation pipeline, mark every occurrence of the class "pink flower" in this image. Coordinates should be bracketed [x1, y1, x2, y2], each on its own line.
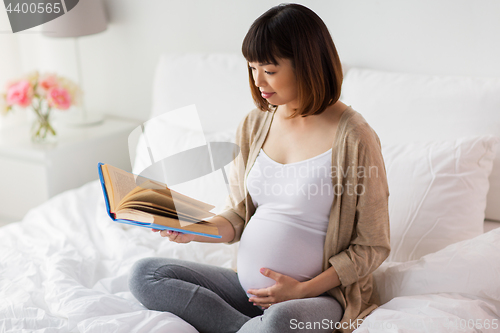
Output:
[38, 74, 59, 94]
[6, 80, 33, 107]
[47, 87, 72, 110]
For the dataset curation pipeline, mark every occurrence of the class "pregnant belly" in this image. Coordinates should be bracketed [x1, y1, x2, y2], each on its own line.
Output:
[237, 216, 325, 296]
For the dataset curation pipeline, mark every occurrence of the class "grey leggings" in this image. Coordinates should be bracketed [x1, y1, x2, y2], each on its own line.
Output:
[128, 257, 343, 333]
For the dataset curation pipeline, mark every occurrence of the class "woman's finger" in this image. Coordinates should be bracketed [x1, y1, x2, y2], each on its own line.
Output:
[159, 230, 171, 237]
[249, 296, 273, 304]
[157, 229, 194, 243]
[252, 300, 273, 309]
[247, 288, 270, 297]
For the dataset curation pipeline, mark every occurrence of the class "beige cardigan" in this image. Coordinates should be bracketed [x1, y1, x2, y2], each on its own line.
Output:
[216, 106, 391, 333]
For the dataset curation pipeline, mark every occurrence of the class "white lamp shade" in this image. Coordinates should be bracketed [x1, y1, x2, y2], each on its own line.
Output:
[42, 0, 107, 38]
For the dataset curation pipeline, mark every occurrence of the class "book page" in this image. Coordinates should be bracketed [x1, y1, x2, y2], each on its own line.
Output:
[104, 164, 140, 210]
[101, 165, 116, 212]
[119, 201, 201, 222]
[119, 185, 146, 206]
[115, 208, 154, 223]
[140, 179, 215, 212]
[126, 190, 215, 220]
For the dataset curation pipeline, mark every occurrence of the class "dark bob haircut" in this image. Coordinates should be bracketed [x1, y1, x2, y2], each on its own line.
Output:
[242, 3, 343, 117]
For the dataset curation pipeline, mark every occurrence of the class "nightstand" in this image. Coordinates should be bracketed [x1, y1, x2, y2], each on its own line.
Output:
[0, 116, 140, 221]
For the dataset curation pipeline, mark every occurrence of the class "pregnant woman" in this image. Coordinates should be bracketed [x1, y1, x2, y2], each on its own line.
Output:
[129, 4, 390, 333]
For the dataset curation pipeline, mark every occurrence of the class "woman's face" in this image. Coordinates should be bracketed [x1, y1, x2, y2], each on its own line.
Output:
[248, 58, 299, 109]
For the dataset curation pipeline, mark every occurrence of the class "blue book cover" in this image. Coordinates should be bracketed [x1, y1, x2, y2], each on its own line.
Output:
[98, 163, 221, 239]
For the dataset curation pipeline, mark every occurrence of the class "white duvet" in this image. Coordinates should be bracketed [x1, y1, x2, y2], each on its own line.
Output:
[1, 180, 499, 332]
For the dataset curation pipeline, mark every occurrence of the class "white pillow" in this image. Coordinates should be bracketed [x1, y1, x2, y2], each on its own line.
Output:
[382, 135, 498, 262]
[373, 227, 500, 304]
[340, 67, 500, 221]
[130, 105, 208, 175]
[131, 53, 255, 210]
[151, 53, 255, 133]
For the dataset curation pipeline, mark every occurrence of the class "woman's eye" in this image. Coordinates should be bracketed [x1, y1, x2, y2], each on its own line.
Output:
[265, 71, 275, 75]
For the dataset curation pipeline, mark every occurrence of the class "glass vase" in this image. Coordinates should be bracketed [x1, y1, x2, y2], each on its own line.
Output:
[31, 109, 57, 144]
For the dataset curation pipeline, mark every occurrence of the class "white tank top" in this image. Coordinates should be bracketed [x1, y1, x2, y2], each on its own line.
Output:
[237, 148, 335, 296]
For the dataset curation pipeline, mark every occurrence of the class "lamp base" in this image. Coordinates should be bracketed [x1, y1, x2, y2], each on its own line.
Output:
[60, 112, 105, 127]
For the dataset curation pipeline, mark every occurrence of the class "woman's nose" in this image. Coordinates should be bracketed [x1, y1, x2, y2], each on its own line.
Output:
[253, 71, 266, 88]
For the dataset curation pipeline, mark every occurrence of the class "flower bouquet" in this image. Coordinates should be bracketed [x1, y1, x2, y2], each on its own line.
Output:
[1, 72, 81, 143]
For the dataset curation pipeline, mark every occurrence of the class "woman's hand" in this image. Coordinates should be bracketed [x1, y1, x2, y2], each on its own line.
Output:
[152, 229, 196, 243]
[247, 268, 305, 309]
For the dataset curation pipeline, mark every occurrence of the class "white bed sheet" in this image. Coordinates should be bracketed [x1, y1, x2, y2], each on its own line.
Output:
[0, 180, 237, 333]
[1, 180, 499, 332]
[356, 228, 500, 332]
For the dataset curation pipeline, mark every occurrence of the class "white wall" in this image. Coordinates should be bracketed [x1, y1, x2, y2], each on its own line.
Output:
[0, 8, 24, 126]
[2, 0, 500, 122]
[326, 0, 500, 77]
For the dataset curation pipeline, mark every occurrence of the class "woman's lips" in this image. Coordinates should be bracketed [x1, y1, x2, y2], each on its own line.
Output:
[261, 91, 275, 99]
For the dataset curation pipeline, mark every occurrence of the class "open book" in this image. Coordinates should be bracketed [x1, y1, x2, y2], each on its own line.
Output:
[98, 163, 221, 238]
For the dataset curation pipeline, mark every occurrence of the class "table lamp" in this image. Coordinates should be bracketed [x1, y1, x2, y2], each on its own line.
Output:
[42, 0, 107, 126]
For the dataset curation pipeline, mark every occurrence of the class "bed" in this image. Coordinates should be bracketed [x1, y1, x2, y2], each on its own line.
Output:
[1, 53, 500, 333]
